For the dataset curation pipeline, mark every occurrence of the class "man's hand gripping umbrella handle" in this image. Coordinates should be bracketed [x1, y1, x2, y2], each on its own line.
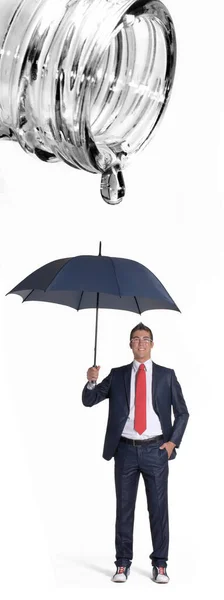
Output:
[87, 366, 100, 386]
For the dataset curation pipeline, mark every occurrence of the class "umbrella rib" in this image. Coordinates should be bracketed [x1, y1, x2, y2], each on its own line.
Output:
[77, 291, 84, 311]
[134, 296, 141, 315]
[22, 289, 34, 302]
[109, 258, 121, 297]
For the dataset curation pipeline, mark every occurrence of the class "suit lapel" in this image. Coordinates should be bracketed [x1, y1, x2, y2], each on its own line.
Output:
[123, 363, 133, 411]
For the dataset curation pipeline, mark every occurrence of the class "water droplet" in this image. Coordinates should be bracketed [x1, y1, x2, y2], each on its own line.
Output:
[100, 166, 125, 205]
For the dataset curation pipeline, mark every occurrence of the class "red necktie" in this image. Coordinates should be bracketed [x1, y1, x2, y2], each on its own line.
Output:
[134, 363, 147, 434]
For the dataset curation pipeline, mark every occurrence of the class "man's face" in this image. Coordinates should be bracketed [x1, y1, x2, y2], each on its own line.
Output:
[130, 329, 154, 362]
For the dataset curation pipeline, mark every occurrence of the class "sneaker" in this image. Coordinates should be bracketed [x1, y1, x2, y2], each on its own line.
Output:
[152, 565, 169, 583]
[112, 566, 130, 582]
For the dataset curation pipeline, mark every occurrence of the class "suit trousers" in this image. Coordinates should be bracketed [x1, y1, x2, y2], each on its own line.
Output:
[114, 438, 169, 568]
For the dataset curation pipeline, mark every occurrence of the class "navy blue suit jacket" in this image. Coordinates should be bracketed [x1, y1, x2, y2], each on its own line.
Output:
[82, 361, 190, 461]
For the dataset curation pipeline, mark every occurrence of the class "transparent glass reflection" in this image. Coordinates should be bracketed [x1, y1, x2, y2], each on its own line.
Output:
[0, 0, 176, 203]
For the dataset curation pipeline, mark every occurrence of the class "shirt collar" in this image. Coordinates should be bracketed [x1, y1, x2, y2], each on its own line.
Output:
[133, 358, 152, 372]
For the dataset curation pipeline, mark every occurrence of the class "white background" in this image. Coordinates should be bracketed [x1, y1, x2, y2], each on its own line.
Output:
[0, 1, 224, 598]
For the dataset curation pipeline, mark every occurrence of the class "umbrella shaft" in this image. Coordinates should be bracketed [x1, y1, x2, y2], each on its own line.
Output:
[93, 293, 99, 367]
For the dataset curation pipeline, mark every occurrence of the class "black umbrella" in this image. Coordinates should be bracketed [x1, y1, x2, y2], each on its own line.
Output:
[7, 242, 180, 365]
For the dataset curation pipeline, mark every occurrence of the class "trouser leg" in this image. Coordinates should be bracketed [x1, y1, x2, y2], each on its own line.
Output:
[114, 443, 140, 567]
[141, 445, 169, 568]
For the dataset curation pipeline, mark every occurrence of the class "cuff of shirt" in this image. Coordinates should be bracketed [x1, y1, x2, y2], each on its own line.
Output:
[87, 381, 96, 390]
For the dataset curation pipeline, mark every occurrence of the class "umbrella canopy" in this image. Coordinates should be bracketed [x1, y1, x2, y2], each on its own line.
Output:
[7, 243, 180, 364]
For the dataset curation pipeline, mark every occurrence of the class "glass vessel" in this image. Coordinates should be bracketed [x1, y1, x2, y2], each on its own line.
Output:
[0, 0, 176, 204]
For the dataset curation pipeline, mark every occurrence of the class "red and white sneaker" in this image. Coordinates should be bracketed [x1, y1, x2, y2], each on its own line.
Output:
[112, 566, 130, 582]
[152, 566, 169, 583]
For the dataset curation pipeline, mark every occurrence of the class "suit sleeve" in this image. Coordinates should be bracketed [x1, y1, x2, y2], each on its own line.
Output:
[169, 370, 190, 447]
[82, 370, 112, 407]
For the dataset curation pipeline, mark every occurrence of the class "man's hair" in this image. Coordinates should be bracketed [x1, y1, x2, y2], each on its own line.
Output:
[130, 322, 153, 341]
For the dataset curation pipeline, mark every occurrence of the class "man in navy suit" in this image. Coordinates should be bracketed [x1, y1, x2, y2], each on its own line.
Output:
[82, 323, 189, 584]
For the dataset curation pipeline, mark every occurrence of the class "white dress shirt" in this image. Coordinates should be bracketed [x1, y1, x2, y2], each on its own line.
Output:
[121, 359, 162, 439]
